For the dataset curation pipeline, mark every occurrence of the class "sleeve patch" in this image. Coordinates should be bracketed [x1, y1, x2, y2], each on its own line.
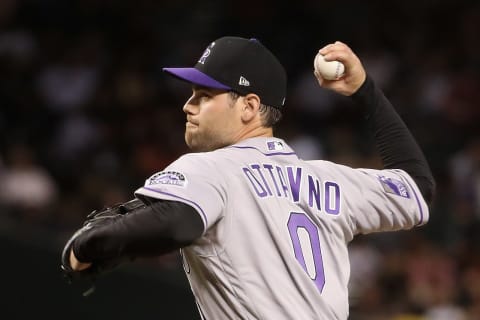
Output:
[147, 171, 188, 187]
[378, 175, 410, 198]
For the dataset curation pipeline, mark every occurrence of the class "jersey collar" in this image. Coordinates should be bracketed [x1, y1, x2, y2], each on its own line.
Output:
[228, 137, 296, 156]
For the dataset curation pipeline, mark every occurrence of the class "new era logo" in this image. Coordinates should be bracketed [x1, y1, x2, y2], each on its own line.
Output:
[239, 76, 250, 86]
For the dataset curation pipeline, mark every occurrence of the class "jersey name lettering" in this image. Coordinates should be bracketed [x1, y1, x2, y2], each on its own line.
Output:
[242, 163, 341, 215]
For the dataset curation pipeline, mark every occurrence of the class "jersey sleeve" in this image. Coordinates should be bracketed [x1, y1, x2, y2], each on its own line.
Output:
[347, 167, 429, 235]
[134, 153, 226, 233]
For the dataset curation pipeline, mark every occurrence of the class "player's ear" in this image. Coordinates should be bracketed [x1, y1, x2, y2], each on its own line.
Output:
[241, 93, 261, 123]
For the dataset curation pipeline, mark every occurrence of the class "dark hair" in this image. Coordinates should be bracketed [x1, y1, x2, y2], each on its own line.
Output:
[228, 91, 282, 127]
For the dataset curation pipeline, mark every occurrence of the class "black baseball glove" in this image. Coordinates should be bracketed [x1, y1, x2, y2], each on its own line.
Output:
[61, 198, 146, 290]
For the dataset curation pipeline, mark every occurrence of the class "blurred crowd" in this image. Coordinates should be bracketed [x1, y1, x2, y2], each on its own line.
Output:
[0, 0, 479, 319]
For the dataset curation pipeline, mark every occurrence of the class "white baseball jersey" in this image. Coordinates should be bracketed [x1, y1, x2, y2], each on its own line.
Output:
[135, 137, 429, 320]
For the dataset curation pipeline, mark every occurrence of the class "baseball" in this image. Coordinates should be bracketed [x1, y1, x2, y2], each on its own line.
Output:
[314, 53, 345, 80]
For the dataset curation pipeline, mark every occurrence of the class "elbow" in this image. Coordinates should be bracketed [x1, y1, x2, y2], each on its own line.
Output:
[425, 179, 436, 206]
[171, 223, 203, 247]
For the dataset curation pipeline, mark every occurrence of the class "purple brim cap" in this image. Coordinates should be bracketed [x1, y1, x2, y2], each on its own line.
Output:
[163, 67, 231, 90]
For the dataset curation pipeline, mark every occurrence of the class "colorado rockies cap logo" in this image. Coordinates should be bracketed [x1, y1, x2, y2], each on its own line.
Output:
[198, 41, 215, 65]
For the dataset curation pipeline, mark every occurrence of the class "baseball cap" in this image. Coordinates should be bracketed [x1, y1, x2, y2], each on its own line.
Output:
[163, 36, 287, 108]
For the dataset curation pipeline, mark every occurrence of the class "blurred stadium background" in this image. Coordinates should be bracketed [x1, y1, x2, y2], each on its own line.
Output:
[0, 0, 479, 319]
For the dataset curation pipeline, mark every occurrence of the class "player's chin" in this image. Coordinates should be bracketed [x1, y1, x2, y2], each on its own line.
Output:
[185, 134, 219, 152]
[185, 133, 203, 152]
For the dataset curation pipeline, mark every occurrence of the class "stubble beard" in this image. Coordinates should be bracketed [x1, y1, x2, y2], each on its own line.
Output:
[185, 127, 231, 152]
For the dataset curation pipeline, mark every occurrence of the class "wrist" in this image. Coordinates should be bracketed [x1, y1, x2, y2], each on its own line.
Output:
[350, 74, 377, 118]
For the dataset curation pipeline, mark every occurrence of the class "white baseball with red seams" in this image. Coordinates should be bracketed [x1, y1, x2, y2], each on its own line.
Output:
[314, 53, 345, 80]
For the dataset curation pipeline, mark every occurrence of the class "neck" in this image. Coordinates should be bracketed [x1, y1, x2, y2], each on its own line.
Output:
[232, 125, 273, 144]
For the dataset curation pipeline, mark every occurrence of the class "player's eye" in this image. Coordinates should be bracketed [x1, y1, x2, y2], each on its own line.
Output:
[196, 92, 211, 101]
[189, 87, 214, 104]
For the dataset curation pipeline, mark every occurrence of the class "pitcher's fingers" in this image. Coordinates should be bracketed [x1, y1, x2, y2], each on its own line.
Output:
[319, 41, 350, 55]
[318, 43, 335, 55]
[323, 49, 358, 71]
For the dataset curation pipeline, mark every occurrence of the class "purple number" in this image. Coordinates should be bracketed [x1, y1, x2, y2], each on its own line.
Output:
[287, 212, 325, 293]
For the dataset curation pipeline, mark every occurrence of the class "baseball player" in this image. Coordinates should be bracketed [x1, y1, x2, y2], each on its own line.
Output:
[62, 37, 435, 319]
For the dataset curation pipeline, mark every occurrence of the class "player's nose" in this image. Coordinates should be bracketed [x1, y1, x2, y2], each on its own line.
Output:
[183, 92, 201, 113]
[183, 100, 195, 115]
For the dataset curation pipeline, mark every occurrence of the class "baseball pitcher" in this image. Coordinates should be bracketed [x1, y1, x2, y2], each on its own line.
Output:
[61, 37, 435, 320]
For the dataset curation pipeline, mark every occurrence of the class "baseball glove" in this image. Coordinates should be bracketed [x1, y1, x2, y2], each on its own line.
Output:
[61, 198, 146, 288]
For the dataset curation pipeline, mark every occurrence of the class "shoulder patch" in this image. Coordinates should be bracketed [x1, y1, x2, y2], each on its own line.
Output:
[378, 175, 410, 198]
[148, 171, 187, 187]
